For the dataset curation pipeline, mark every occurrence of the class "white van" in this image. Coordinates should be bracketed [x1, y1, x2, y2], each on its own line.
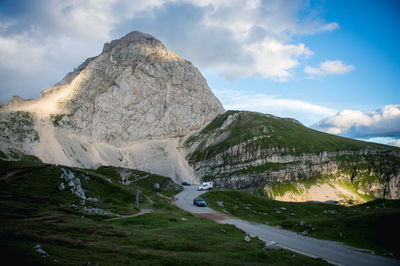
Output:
[197, 182, 213, 191]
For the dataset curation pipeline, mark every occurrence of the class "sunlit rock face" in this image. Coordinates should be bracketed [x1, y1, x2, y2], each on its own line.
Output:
[0, 31, 224, 183]
[63, 31, 224, 145]
[5, 31, 224, 146]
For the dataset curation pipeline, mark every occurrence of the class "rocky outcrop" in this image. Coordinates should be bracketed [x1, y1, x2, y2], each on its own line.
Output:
[190, 146, 400, 199]
[206, 151, 400, 199]
[0, 111, 39, 152]
[2, 31, 224, 146]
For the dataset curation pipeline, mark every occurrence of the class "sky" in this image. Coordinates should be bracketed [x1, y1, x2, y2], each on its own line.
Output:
[0, 0, 399, 146]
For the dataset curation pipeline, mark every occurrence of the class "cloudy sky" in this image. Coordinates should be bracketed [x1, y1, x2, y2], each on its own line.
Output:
[0, 0, 399, 146]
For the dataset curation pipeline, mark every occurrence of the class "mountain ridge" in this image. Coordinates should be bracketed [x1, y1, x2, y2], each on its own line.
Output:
[182, 111, 400, 200]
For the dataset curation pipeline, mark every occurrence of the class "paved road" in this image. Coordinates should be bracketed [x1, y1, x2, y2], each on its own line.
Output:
[174, 186, 400, 266]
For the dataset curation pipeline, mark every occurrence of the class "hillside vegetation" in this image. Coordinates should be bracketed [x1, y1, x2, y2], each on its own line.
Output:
[185, 111, 394, 163]
[0, 157, 328, 265]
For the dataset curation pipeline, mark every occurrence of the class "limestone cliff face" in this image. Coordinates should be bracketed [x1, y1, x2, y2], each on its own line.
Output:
[193, 149, 400, 199]
[183, 111, 400, 199]
[4, 31, 224, 146]
[47, 31, 224, 145]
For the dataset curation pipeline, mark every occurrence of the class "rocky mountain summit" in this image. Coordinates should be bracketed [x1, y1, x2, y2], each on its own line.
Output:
[0, 31, 223, 183]
[4, 31, 224, 146]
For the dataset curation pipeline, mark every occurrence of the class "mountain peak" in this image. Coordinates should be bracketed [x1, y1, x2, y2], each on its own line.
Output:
[2, 30, 224, 146]
[103, 31, 164, 54]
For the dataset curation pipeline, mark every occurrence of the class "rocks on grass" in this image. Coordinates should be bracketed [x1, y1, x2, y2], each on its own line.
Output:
[33, 244, 49, 258]
[60, 168, 86, 200]
[265, 241, 281, 250]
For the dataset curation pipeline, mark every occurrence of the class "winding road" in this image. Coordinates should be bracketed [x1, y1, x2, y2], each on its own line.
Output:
[174, 185, 400, 266]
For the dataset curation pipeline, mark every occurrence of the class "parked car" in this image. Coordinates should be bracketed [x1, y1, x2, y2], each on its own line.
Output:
[193, 197, 207, 207]
[181, 181, 191, 186]
[197, 182, 213, 191]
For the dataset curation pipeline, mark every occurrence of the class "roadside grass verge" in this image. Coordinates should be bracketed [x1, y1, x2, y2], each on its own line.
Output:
[202, 190, 400, 258]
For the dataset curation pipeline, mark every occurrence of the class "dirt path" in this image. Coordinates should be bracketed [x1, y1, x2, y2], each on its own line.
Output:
[0, 165, 49, 181]
[192, 212, 231, 221]
[105, 209, 154, 221]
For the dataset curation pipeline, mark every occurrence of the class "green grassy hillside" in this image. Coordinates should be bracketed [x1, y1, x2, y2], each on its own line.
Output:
[185, 111, 397, 163]
[0, 158, 329, 265]
[184, 111, 399, 200]
[202, 190, 400, 258]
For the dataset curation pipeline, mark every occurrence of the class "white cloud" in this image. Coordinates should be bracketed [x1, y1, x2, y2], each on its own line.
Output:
[395, 139, 400, 147]
[313, 104, 400, 138]
[50, 0, 119, 41]
[354, 137, 400, 147]
[0, 0, 340, 102]
[322, 22, 340, 32]
[213, 89, 337, 125]
[304, 60, 354, 77]
[241, 41, 312, 82]
[184, 0, 333, 80]
[0, 31, 46, 72]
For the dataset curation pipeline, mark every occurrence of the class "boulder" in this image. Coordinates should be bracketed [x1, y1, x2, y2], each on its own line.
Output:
[33, 244, 49, 258]
[58, 183, 65, 191]
[216, 201, 224, 207]
[265, 241, 281, 250]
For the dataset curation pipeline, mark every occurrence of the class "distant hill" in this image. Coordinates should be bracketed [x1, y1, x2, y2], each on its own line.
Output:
[183, 111, 400, 201]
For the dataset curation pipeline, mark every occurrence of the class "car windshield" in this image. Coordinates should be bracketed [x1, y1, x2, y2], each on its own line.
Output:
[197, 198, 204, 202]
